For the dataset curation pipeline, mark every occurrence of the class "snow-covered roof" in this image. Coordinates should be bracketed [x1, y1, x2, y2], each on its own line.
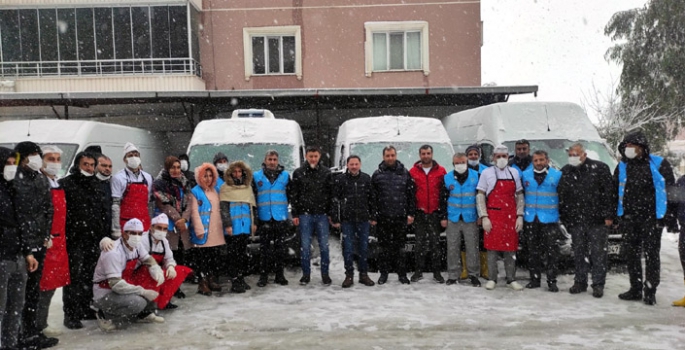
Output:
[336, 116, 452, 145]
[189, 118, 303, 146]
[0, 120, 150, 144]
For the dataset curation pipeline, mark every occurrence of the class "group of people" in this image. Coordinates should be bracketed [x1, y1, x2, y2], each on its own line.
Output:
[2, 128, 685, 348]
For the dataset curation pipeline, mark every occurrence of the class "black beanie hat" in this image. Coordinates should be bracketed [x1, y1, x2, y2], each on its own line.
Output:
[14, 141, 42, 161]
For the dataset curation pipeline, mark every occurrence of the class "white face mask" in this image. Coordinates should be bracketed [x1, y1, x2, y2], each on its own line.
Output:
[96, 173, 111, 181]
[624, 147, 637, 159]
[467, 159, 480, 167]
[43, 162, 61, 176]
[496, 157, 508, 169]
[180, 160, 189, 172]
[152, 229, 167, 241]
[127, 235, 142, 248]
[81, 169, 94, 177]
[27, 155, 42, 172]
[216, 163, 229, 172]
[568, 156, 581, 167]
[534, 167, 548, 174]
[126, 156, 142, 169]
[454, 164, 468, 174]
[3, 165, 17, 181]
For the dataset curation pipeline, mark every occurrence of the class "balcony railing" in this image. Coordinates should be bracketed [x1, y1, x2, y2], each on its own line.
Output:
[0, 58, 202, 78]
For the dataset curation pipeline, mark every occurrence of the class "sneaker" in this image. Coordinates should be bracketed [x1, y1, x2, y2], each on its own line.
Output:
[525, 280, 541, 289]
[433, 272, 445, 284]
[507, 281, 524, 291]
[163, 302, 179, 310]
[96, 309, 116, 332]
[63, 318, 83, 330]
[485, 280, 496, 290]
[257, 274, 269, 287]
[358, 273, 375, 287]
[42, 326, 62, 337]
[231, 278, 246, 293]
[569, 283, 588, 294]
[399, 275, 411, 285]
[342, 274, 354, 288]
[469, 275, 481, 287]
[618, 288, 643, 301]
[378, 273, 389, 285]
[322, 274, 332, 286]
[299, 275, 310, 286]
[592, 286, 604, 298]
[274, 274, 289, 286]
[548, 281, 559, 293]
[137, 312, 165, 324]
[410, 272, 423, 282]
[446, 279, 458, 285]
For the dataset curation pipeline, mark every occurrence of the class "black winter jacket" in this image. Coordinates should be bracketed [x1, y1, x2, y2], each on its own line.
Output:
[97, 178, 113, 234]
[371, 161, 416, 219]
[332, 170, 375, 223]
[13, 165, 53, 251]
[0, 147, 29, 259]
[290, 163, 332, 217]
[59, 171, 109, 246]
[558, 158, 615, 228]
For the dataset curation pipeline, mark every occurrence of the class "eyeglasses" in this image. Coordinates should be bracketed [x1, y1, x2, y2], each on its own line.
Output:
[124, 231, 143, 236]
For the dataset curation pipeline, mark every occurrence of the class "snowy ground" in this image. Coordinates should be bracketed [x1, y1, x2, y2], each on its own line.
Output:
[47, 232, 685, 350]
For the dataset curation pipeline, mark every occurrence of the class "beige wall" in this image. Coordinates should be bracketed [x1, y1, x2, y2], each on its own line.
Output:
[10, 75, 206, 93]
[200, 0, 481, 90]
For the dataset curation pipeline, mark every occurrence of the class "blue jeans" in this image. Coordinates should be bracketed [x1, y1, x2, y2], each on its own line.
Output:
[300, 214, 330, 275]
[342, 221, 370, 275]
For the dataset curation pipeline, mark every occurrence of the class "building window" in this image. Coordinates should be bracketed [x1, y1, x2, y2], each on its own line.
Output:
[364, 21, 430, 77]
[243, 26, 302, 81]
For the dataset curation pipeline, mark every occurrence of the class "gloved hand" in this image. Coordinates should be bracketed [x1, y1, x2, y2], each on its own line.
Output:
[166, 265, 177, 280]
[482, 217, 492, 233]
[100, 237, 115, 252]
[149, 265, 165, 286]
[515, 216, 524, 232]
[141, 289, 159, 301]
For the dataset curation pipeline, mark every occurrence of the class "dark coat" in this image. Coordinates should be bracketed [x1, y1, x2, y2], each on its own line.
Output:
[558, 157, 615, 228]
[331, 170, 375, 224]
[290, 163, 332, 217]
[59, 171, 109, 247]
[0, 147, 29, 259]
[13, 164, 53, 251]
[153, 170, 190, 223]
[371, 160, 416, 219]
[97, 178, 113, 233]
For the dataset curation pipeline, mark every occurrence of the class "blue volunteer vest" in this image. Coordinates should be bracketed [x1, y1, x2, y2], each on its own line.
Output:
[254, 170, 289, 221]
[215, 177, 224, 194]
[478, 163, 488, 175]
[617, 155, 667, 219]
[229, 202, 252, 235]
[512, 163, 532, 179]
[444, 169, 479, 223]
[189, 185, 211, 245]
[522, 167, 561, 223]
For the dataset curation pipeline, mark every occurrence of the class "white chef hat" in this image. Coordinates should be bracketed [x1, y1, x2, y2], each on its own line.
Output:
[123, 142, 139, 157]
[123, 218, 144, 232]
[493, 144, 509, 155]
[151, 213, 169, 226]
[41, 145, 63, 156]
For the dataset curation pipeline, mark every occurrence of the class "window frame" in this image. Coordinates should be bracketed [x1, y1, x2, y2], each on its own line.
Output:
[243, 26, 302, 81]
[364, 21, 430, 77]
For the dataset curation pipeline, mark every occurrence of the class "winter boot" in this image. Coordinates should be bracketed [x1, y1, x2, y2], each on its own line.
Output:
[322, 274, 332, 286]
[378, 273, 389, 285]
[299, 274, 311, 286]
[410, 272, 423, 282]
[592, 286, 604, 298]
[238, 276, 251, 290]
[460, 252, 468, 279]
[480, 252, 489, 279]
[208, 276, 222, 292]
[547, 281, 559, 293]
[230, 278, 246, 293]
[433, 271, 445, 284]
[342, 274, 354, 288]
[359, 273, 375, 286]
[672, 280, 685, 306]
[618, 287, 642, 301]
[257, 274, 269, 287]
[643, 288, 657, 305]
[197, 278, 212, 296]
[274, 272, 289, 286]
[399, 275, 411, 285]
[569, 283, 588, 294]
[174, 289, 186, 299]
[526, 279, 541, 289]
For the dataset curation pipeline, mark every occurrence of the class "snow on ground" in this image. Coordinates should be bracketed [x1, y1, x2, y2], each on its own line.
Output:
[48, 233, 685, 350]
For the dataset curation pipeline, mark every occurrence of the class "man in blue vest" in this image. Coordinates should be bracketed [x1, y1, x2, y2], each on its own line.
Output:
[466, 144, 489, 279]
[509, 139, 533, 177]
[614, 130, 676, 305]
[522, 150, 563, 292]
[252, 150, 291, 288]
[439, 153, 481, 287]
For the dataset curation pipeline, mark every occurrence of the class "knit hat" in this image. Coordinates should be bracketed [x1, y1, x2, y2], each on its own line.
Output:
[15, 141, 42, 160]
[151, 213, 169, 226]
[123, 142, 139, 157]
[465, 144, 481, 156]
[41, 145, 63, 156]
[493, 144, 509, 155]
[123, 218, 144, 232]
[213, 152, 228, 166]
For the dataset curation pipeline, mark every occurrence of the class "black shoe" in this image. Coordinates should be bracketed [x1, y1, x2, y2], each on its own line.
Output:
[231, 278, 246, 293]
[378, 273, 389, 285]
[238, 276, 252, 290]
[469, 275, 481, 287]
[399, 275, 411, 285]
[410, 272, 423, 282]
[174, 289, 186, 299]
[22, 334, 59, 349]
[433, 272, 445, 284]
[274, 274, 289, 286]
[299, 275, 310, 286]
[644, 293, 657, 305]
[446, 279, 458, 285]
[525, 280, 541, 289]
[592, 286, 604, 298]
[257, 274, 268, 287]
[619, 288, 643, 301]
[322, 274, 332, 286]
[63, 318, 83, 330]
[548, 281, 559, 293]
[569, 283, 588, 294]
[163, 302, 179, 310]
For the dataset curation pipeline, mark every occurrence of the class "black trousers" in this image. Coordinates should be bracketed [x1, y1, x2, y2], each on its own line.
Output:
[21, 247, 45, 339]
[226, 234, 250, 278]
[621, 217, 661, 292]
[377, 217, 407, 277]
[569, 223, 608, 287]
[413, 212, 442, 272]
[258, 219, 288, 276]
[63, 241, 99, 322]
[524, 220, 562, 283]
[191, 245, 226, 278]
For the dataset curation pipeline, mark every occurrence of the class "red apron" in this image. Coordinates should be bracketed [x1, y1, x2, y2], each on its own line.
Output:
[484, 172, 518, 252]
[96, 245, 141, 292]
[40, 187, 71, 291]
[126, 235, 192, 309]
[120, 175, 151, 232]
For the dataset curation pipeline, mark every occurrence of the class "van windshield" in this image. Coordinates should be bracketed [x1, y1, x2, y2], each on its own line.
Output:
[0, 142, 79, 178]
[350, 142, 454, 175]
[188, 143, 298, 174]
[502, 140, 617, 170]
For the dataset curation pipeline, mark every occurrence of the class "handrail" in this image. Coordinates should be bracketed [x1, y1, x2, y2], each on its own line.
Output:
[0, 58, 202, 78]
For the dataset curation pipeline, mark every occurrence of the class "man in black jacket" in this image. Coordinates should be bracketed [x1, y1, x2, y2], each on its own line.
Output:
[95, 153, 114, 234]
[371, 146, 416, 285]
[291, 146, 333, 286]
[0, 147, 39, 350]
[332, 155, 376, 288]
[612, 130, 676, 305]
[60, 152, 109, 328]
[558, 143, 615, 298]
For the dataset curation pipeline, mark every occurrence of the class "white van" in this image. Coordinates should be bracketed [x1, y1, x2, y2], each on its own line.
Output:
[442, 102, 617, 170]
[333, 116, 455, 174]
[187, 109, 305, 174]
[0, 119, 169, 177]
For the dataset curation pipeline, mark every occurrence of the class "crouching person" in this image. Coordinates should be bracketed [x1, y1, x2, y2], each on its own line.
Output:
[92, 219, 165, 331]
